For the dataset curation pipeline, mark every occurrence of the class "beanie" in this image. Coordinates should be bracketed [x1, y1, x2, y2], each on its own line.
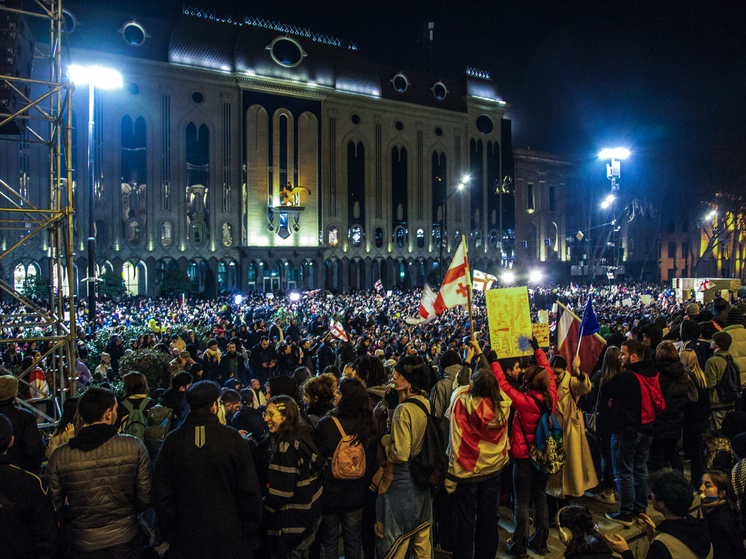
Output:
[686, 303, 700, 317]
[394, 356, 429, 391]
[727, 307, 745, 327]
[186, 380, 221, 409]
[440, 349, 462, 370]
[680, 319, 701, 341]
[712, 331, 732, 352]
[0, 375, 18, 402]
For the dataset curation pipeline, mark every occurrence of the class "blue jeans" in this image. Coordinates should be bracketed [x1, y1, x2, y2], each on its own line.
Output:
[512, 458, 549, 549]
[452, 474, 502, 559]
[318, 508, 363, 559]
[611, 431, 653, 515]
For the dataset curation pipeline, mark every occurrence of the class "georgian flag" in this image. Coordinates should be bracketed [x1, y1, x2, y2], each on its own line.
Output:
[698, 279, 716, 292]
[407, 237, 470, 324]
[329, 320, 348, 342]
[374, 279, 383, 292]
[472, 270, 497, 291]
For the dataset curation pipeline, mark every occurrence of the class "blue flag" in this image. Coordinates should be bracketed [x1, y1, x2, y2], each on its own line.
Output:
[578, 296, 600, 337]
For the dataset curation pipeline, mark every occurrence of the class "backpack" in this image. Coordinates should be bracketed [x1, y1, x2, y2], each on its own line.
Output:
[144, 404, 173, 455]
[517, 395, 566, 474]
[402, 397, 448, 487]
[715, 354, 742, 403]
[329, 416, 366, 480]
[120, 398, 150, 441]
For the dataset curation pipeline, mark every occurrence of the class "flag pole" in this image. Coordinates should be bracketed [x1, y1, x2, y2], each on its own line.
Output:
[575, 297, 590, 367]
[462, 235, 475, 339]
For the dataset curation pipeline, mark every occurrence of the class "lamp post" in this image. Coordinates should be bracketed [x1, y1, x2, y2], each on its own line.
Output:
[439, 175, 470, 282]
[68, 65, 122, 332]
[598, 148, 629, 281]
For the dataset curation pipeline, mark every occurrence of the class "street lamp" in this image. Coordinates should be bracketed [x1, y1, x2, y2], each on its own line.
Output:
[599, 148, 629, 281]
[438, 174, 470, 282]
[68, 65, 122, 333]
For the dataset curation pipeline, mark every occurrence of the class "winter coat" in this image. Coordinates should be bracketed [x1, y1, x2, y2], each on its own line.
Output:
[724, 324, 746, 386]
[705, 350, 735, 410]
[265, 429, 325, 551]
[702, 501, 746, 559]
[155, 408, 263, 558]
[0, 399, 46, 472]
[46, 426, 152, 553]
[314, 414, 371, 511]
[231, 406, 265, 441]
[491, 348, 557, 460]
[548, 370, 598, 498]
[430, 363, 463, 419]
[0, 454, 58, 559]
[620, 516, 713, 559]
[654, 358, 691, 437]
[600, 358, 665, 436]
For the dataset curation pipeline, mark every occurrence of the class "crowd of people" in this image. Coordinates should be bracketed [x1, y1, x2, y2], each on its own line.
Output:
[1, 281, 746, 559]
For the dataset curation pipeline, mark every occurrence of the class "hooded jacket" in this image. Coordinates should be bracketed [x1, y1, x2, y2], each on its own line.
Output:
[46, 425, 152, 553]
[653, 358, 690, 437]
[601, 358, 665, 435]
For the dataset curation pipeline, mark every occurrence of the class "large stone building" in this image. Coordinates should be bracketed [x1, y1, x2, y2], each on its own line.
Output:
[4, 3, 515, 297]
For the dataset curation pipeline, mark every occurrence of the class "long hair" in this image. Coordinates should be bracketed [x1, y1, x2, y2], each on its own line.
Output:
[329, 378, 375, 447]
[599, 346, 622, 388]
[560, 505, 612, 558]
[122, 372, 148, 397]
[470, 367, 507, 430]
[352, 355, 387, 387]
[523, 365, 553, 410]
[704, 469, 740, 513]
[681, 349, 706, 389]
[53, 397, 78, 436]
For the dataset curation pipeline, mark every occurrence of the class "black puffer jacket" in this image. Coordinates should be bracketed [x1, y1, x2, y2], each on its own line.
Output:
[0, 399, 46, 471]
[654, 358, 691, 437]
[46, 426, 153, 553]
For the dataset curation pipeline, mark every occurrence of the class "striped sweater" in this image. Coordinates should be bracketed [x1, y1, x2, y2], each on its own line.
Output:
[265, 430, 325, 549]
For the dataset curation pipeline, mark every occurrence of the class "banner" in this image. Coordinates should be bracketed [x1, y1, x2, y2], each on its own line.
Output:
[486, 287, 533, 358]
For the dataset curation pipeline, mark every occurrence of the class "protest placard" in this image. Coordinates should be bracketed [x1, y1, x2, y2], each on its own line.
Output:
[532, 323, 550, 347]
[486, 287, 533, 358]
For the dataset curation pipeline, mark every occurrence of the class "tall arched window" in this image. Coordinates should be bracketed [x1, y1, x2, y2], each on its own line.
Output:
[391, 147, 408, 224]
[348, 140, 365, 225]
[121, 115, 147, 242]
[186, 122, 210, 244]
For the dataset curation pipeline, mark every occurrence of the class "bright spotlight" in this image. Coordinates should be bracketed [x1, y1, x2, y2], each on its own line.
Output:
[601, 201, 610, 209]
[529, 270, 543, 283]
[68, 65, 123, 89]
[501, 271, 515, 284]
[289, 291, 301, 302]
[234, 295, 243, 305]
[457, 182, 465, 190]
[705, 211, 717, 220]
[605, 194, 615, 204]
[598, 148, 630, 160]
[462, 174, 471, 183]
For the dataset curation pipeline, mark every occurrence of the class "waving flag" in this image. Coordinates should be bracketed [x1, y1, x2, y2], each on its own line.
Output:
[698, 279, 716, 292]
[329, 320, 348, 342]
[472, 270, 497, 291]
[557, 299, 605, 376]
[407, 237, 471, 324]
[374, 279, 383, 292]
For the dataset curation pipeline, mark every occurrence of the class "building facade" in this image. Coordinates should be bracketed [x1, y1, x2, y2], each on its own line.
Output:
[3, 4, 515, 297]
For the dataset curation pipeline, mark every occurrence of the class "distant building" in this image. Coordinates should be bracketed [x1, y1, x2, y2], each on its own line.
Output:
[3, 3, 514, 296]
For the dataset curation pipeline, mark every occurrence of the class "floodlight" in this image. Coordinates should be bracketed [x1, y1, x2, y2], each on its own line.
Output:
[289, 291, 301, 302]
[234, 295, 243, 305]
[68, 65, 123, 89]
[529, 270, 543, 283]
[501, 271, 515, 284]
[598, 148, 630, 160]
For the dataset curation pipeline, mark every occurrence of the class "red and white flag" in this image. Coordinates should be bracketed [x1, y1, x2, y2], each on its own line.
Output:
[329, 320, 348, 342]
[407, 237, 470, 324]
[557, 301, 606, 376]
[374, 279, 383, 292]
[472, 269, 497, 291]
[698, 279, 716, 292]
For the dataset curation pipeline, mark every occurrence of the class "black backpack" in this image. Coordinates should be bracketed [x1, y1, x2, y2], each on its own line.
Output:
[715, 354, 742, 403]
[402, 397, 448, 487]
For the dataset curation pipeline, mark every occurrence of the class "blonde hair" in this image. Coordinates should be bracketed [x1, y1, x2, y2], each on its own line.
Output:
[681, 348, 706, 388]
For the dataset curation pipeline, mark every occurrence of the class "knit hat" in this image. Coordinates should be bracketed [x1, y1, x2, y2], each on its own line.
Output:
[686, 303, 701, 317]
[713, 331, 732, 351]
[732, 432, 746, 460]
[394, 356, 430, 391]
[440, 349, 462, 370]
[0, 375, 18, 402]
[186, 380, 221, 409]
[728, 307, 745, 326]
[680, 319, 701, 340]
[0, 413, 12, 450]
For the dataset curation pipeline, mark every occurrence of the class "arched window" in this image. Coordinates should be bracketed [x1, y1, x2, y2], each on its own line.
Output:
[395, 227, 407, 249]
[351, 224, 363, 248]
[221, 222, 233, 247]
[375, 227, 384, 249]
[328, 226, 338, 247]
[417, 228, 425, 249]
[160, 221, 173, 247]
[121, 115, 147, 227]
[186, 122, 210, 243]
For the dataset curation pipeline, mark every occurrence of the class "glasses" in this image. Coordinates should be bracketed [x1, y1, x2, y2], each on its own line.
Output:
[262, 411, 281, 419]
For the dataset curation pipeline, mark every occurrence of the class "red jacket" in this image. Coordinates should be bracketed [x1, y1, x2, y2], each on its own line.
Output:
[492, 349, 557, 459]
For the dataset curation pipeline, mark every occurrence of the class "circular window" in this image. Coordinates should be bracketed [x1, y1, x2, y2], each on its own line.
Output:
[435, 127, 443, 137]
[191, 91, 204, 104]
[62, 9, 79, 34]
[391, 73, 409, 93]
[432, 81, 448, 100]
[127, 83, 139, 95]
[351, 114, 360, 125]
[118, 20, 148, 47]
[395, 120, 404, 131]
[476, 115, 494, 134]
[267, 36, 306, 68]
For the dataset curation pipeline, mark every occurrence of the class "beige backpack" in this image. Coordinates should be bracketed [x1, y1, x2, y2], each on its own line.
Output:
[330, 416, 366, 480]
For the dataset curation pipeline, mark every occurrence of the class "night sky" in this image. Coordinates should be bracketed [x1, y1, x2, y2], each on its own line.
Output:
[93, 0, 746, 204]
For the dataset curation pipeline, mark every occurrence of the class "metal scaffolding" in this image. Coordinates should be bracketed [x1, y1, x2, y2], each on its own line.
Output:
[0, 0, 75, 427]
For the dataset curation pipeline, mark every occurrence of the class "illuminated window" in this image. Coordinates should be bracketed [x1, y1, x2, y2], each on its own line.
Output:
[119, 20, 149, 47]
[221, 222, 233, 247]
[527, 183, 535, 212]
[351, 225, 362, 248]
[395, 227, 406, 249]
[375, 227, 383, 248]
[417, 229, 424, 248]
[160, 221, 173, 247]
[268, 36, 306, 68]
[328, 226, 338, 247]
[191, 222, 204, 247]
[126, 220, 141, 246]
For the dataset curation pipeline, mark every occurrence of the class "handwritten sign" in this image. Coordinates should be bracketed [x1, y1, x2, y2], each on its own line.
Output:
[532, 323, 550, 347]
[486, 287, 533, 358]
[538, 310, 549, 324]
[640, 294, 652, 305]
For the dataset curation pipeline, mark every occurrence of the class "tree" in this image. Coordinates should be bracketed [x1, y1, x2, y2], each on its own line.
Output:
[20, 275, 50, 300]
[98, 269, 127, 300]
[159, 268, 191, 295]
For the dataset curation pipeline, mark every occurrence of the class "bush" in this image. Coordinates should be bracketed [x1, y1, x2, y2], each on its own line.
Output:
[739, 286, 746, 300]
[119, 349, 173, 391]
[98, 270, 127, 300]
[87, 325, 153, 370]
